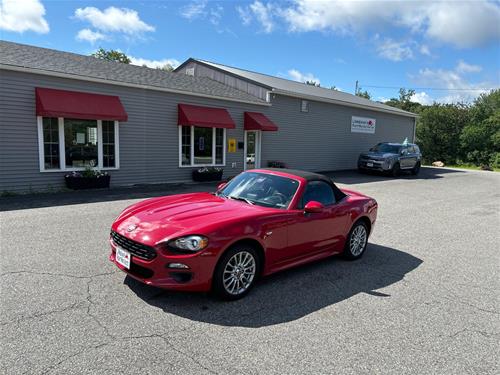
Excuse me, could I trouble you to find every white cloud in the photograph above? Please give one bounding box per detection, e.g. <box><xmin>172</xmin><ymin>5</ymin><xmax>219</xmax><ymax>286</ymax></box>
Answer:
<box><xmin>209</xmin><ymin>4</ymin><xmax>223</xmax><ymax>26</ymax></box>
<box><xmin>456</xmin><ymin>60</ymin><xmax>482</xmax><ymax>74</ymax></box>
<box><xmin>278</xmin><ymin>0</ymin><xmax>500</xmax><ymax>48</ymax></box>
<box><xmin>411</xmin><ymin>60</ymin><xmax>492</xmax><ymax>103</ymax></box>
<box><xmin>76</xmin><ymin>28</ymin><xmax>106</xmax><ymax>43</ymax></box>
<box><xmin>376</xmin><ymin>38</ymin><xmax>414</xmax><ymax>61</ymax></box>
<box><xmin>425</xmin><ymin>1</ymin><xmax>500</xmax><ymax>48</ymax></box>
<box><xmin>412</xmin><ymin>91</ymin><xmax>433</xmax><ymax>105</ymax></box>
<box><xmin>237</xmin><ymin>1</ymin><xmax>275</xmax><ymax>33</ymax></box>
<box><xmin>180</xmin><ymin>0</ymin><xmax>207</xmax><ymax>20</ymax></box>
<box><xmin>0</xmin><ymin>0</ymin><xmax>49</xmax><ymax>33</ymax></box>
<box><xmin>250</xmin><ymin>1</ymin><xmax>275</xmax><ymax>33</ymax></box>
<box><xmin>287</xmin><ymin>69</ymin><xmax>320</xmax><ymax>84</ymax></box>
<box><xmin>237</xmin><ymin>6</ymin><xmax>252</xmax><ymax>25</ymax></box>
<box><xmin>419</xmin><ymin>44</ymin><xmax>431</xmax><ymax>56</ymax></box>
<box><xmin>74</xmin><ymin>6</ymin><xmax>154</xmax><ymax>34</ymax></box>
<box><xmin>129</xmin><ymin>56</ymin><xmax>180</xmax><ymax>69</ymax></box>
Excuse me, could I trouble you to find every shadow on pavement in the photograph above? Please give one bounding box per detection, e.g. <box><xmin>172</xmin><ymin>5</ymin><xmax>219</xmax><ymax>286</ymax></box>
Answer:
<box><xmin>0</xmin><ymin>167</ymin><xmax>464</xmax><ymax>211</ymax></box>
<box><xmin>325</xmin><ymin>166</ymin><xmax>464</xmax><ymax>185</ymax></box>
<box><xmin>0</xmin><ymin>182</ymin><xmax>219</xmax><ymax>212</ymax></box>
<box><xmin>126</xmin><ymin>244</ymin><xmax>422</xmax><ymax>328</ymax></box>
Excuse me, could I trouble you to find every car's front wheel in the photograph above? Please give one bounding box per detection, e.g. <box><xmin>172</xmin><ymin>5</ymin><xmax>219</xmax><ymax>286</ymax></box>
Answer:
<box><xmin>343</xmin><ymin>221</ymin><xmax>369</xmax><ymax>260</ymax></box>
<box><xmin>212</xmin><ymin>244</ymin><xmax>260</xmax><ymax>300</ymax></box>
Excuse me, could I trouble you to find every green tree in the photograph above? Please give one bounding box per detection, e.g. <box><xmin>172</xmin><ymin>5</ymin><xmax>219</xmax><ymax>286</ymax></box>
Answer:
<box><xmin>460</xmin><ymin>90</ymin><xmax>500</xmax><ymax>166</ymax></box>
<box><xmin>355</xmin><ymin>84</ymin><xmax>371</xmax><ymax>99</ymax></box>
<box><xmin>355</xmin><ymin>89</ymin><xmax>371</xmax><ymax>100</ymax></box>
<box><xmin>158</xmin><ymin>64</ymin><xmax>174</xmax><ymax>72</ymax></box>
<box><xmin>384</xmin><ymin>88</ymin><xmax>422</xmax><ymax>113</ymax></box>
<box><xmin>416</xmin><ymin>103</ymin><xmax>470</xmax><ymax>164</ymax></box>
<box><xmin>91</xmin><ymin>48</ymin><xmax>131</xmax><ymax>64</ymax></box>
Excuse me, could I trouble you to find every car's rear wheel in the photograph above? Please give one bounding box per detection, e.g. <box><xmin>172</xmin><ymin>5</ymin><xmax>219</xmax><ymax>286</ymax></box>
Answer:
<box><xmin>391</xmin><ymin>162</ymin><xmax>401</xmax><ymax>177</ymax></box>
<box><xmin>343</xmin><ymin>221</ymin><xmax>369</xmax><ymax>260</ymax></box>
<box><xmin>212</xmin><ymin>244</ymin><xmax>260</xmax><ymax>300</ymax></box>
<box><xmin>411</xmin><ymin>162</ymin><xmax>421</xmax><ymax>175</ymax></box>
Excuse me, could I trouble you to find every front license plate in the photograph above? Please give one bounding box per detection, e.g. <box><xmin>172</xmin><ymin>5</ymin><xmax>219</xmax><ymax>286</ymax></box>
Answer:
<box><xmin>116</xmin><ymin>247</ymin><xmax>131</xmax><ymax>269</ymax></box>
<box><xmin>367</xmin><ymin>162</ymin><xmax>374</xmax><ymax>167</ymax></box>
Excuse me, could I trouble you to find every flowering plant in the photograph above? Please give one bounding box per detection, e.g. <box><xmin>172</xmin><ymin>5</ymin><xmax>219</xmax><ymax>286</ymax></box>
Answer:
<box><xmin>65</xmin><ymin>166</ymin><xmax>108</xmax><ymax>178</ymax></box>
<box><xmin>197</xmin><ymin>167</ymin><xmax>223</xmax><ymax>173</ymax></box>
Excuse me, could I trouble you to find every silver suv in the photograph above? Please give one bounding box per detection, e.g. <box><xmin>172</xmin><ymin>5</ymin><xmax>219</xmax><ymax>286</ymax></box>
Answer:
<box><xmin>358</xmin><ymin>142</ymin><xmax>422</xmax><ymax>176</ymax></box>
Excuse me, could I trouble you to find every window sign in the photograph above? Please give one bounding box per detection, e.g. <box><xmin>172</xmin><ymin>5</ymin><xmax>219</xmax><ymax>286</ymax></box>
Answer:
<box><xmin>351</xmin><ymin>116</ymin><xmax>376</xmax><ymax>134</ymax></box>
<box><xmin>228</xmin><ymin>138</ymin><xmax>236</xmax><ymax>153</ymax></box>
<box><xmin>199</xmin><ymin>136</ymin><xmax>205</xmax><ymax>151</ymax></box>
<box><xmin>76</xmin><ymin>133</ymin><xmax>85</xmax><ymax>144</ymax></box>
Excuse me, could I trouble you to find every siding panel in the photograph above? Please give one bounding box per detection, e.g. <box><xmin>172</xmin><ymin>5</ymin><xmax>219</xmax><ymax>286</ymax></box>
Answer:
<box><xmin>1</xmin><ymin>70</ymin><xmax>414</xmax><ymax>193</ymax></box>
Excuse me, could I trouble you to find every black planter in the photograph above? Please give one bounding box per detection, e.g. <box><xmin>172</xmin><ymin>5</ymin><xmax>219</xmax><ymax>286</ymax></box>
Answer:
<box><xmin>192</xmin><ymin>170</ymin><xmax>223</xmax><ymax>182</ymax></box>
<box><xmin>65</xmin><ymin>175</ymin><xmax>111</xmax><ymax>190</ymax></box>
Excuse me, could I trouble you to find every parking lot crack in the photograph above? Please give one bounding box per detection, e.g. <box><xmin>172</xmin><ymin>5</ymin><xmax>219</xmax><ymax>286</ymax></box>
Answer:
<box><xmin>39</xmin><ymin>342</ymin><xmax>110</xmax><ymax>375</ymax></box>
<box><xmin>0</xmin><ymin>301</ymin><xmax>85</xmax><ymax>326</ymax></box>
<box><xmin>0</xmin><ymin>270</ymin><xmax>117</xmax><ymax>279</ymax></box>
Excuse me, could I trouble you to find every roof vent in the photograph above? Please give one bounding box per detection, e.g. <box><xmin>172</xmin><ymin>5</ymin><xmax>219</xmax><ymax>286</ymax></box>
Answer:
<box><xmin>185</xmin><ymin>67</ymin><xmax>195</xmax><ymax>76</ymax></box>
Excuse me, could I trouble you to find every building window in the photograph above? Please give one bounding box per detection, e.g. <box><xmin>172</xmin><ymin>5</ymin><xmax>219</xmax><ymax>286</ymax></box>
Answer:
<box><xmin>64</xmin><ymin>119</ymin><xmax>98</xmax><ymax>168</ymax></box>
<box><xmin>37</xmin><ymin>117</ymin><xmax>119</xmax><ymax>172</ymax></box>
<box><xmin>102</xmin><ymin>120</ymin><xmax>116</xmax><ymax>168</ymax></box>
<box><xmin>179</xmin><ymin>126</ymin><xmax>225</xmax><ymax>167</ymax></box>
<box><xmin>42</xmin><ymin>117</ymin><xmax>60</xmax><ymax>170</ymax></box>
<box><xmin>181</xmin><ymin>126</ymin><xmax>191</xmax><ymax>166</ymax></box>
<box><xmin>301</xmin><ymin>100</ymin><xmax>309</xmax><ymax>113</ymax></box>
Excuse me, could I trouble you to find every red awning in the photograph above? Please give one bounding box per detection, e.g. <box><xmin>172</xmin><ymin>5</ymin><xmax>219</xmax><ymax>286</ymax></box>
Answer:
<box><xmin>35</xmin><ymin>87</ymin><xmax>128</xmax><ymax>121</ymax></box>
<box><xmin>244</xmin><ymin>112</ymin><xmax>278</xmax><ymax>131</ymax></box>
<box><xmin>178</xmin><ymin>103</ymin><xmax>235</xmax><ymax>129</ymax></box>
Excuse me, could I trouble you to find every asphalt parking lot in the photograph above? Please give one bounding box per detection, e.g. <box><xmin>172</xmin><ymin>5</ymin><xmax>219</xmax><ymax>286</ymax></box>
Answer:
<box><xmin>1</xmin><ymin>167</ymin><xmax>499</xmax><ymax>374</ymax></box>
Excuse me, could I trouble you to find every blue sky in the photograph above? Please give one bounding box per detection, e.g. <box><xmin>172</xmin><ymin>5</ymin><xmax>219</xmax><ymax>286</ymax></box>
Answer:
<box><xmin>1</xmin><ymin>0</ymin><xmax>499</xmax><ymax>104</ymax></box>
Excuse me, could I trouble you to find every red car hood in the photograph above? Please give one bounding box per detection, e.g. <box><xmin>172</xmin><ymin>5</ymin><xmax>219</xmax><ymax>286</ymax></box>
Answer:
<box><xmin>113</xmin><ymin>193</ymin><xmax>267</xmax><ymax>246</ymax></box>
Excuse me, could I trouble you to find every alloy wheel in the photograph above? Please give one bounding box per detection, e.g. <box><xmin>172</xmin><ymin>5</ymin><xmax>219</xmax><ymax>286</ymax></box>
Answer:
<box><xmin>350</xmin><ymin>225</ymin><xmax>367</xmax><ymax>256</ymax></box>
<box><xmin>222</xmin><ymin>251</ymin><xmax>256</xmax><ymax>295</ymax></box>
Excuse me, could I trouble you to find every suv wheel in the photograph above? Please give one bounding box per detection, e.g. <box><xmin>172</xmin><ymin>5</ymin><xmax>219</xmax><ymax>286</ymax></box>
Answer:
<box><xmin>391</xmin><ymin>162</ymin><xmax>401</xmax><ymax>177</ymax></box>
<box><xmin>411</xmin><ymin>162</ymin><xmax>421</xmax><ymax>175</ymax></box>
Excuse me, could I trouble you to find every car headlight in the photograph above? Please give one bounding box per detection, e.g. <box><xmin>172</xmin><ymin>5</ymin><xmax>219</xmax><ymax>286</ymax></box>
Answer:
<box><xmin>168</xmin><ymin>235</ymin><xmax>209</xmax><ymax>252</ymax></box>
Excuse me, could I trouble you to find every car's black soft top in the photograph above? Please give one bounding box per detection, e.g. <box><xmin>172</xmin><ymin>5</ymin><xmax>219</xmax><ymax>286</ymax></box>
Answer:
<box><xmin>261</xmin><ymin>168</ymin><xmax>347</xmax><ymax>201</ymax></box>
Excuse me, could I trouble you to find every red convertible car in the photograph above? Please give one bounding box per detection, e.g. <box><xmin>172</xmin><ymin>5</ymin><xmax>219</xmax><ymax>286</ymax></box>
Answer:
<box><xmin>109</xmin><ymin>169</ymin><xmax>378</xmax><ymax>300</ymax></box>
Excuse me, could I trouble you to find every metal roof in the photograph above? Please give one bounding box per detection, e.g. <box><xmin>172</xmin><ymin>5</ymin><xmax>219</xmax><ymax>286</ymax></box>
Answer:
<box><xmin>179</xmin><ymin>58</ymin><xmax>417</xmax><ymax>118</ymax></box>
<box><xmin>0</xmin><ymin>41</ymin><xmax>267</xmax><ymax>105</ymax></box>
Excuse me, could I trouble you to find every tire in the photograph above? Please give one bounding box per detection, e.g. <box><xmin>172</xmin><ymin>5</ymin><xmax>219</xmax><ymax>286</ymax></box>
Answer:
<box><xmin>391</xmin><ymin>162</ymin><xmax>401</xmax><ymax>177</ymax></box>
<box><xmin>212</xmin><ymin>244</ymin><xmax>260</xmax><ymax>300</ymax></box>
<box><xmin>358</xmin><ymin>167</ymin><xmax>365</xmax><ymax>174</ymax></box>
<box><xmin>343</xmin><ymin>221</ymin><xmax>369</xmax><ymax>260</ymax></box>
<box><xmin>411</xmin><ymin>162</ymin><xmax>421</xmax><ymax>175</ymax></box>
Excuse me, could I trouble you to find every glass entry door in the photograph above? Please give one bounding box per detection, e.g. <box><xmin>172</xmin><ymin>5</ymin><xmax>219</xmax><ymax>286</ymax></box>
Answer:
<box><xmin>244</xmin><ymin>131</ymin><xmax>260</xmax><ymax>170</ymax></box>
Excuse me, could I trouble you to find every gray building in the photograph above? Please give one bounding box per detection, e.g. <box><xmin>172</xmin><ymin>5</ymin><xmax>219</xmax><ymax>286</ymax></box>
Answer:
<box><xmin>0</xmin><ymin>41</ymin><xmax>416</xmax><ymax>193</ymax></box>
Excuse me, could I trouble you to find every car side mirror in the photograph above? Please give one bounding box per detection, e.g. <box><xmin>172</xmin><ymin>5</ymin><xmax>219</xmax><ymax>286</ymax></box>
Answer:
<box><xmin>304</xmin><ymin>201</ymin><xmax>324</xmax><ymax>214</ymax></box>
<box><xmin>216</xmin><ymin>182</ymin><xmax>227</xmax><ymax>191</ymax></box>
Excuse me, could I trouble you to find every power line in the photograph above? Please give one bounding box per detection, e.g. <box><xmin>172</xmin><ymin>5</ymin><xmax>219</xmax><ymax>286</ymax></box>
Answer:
<box><xmin>360</xmin><ymin>84</ymin><xmax>497</xmax><ymax>91</ymax></box>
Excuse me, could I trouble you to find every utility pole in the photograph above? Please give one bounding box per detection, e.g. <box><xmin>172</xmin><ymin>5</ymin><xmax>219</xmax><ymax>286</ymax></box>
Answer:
<box><xmin>355</xmin><ymin>80</ymin><xmax>359</xmax><ymax>95</ymax></box>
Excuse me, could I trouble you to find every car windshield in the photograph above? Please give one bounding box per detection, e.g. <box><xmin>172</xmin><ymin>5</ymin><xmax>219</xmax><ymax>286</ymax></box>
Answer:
<box><xmin>371</xmin><ymin>143</ymin><xmax>401</xmax><ymax>153</ymax></box>
<box><xmin>218</xmin><ymin>172</ymin><xmax>299</xmax><ymax>209</ymax></box>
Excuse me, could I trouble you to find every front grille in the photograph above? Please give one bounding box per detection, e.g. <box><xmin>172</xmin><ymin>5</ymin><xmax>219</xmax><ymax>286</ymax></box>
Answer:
<box><xmin>110</xmin><ymin>230</ymin><xmax>157</xmax><ymax>260</ymax></box>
